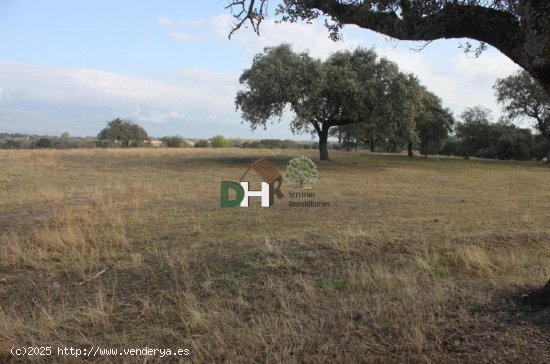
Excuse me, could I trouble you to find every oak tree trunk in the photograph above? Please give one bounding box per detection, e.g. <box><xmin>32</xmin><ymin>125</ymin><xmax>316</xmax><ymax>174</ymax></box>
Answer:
<box><xmin>524</xmin><ymin>279</ymin><xmax>550</xmax><ymax>307</ymax></box>
<box><xmin>541</xmin><ymin>280</ymin><xmax>550</xmax><ymax>306</ymax></box>
<box><xmin>319</xmin><ymin>126</ymin><xmax>330</xmax><ymax>161</ymax></box>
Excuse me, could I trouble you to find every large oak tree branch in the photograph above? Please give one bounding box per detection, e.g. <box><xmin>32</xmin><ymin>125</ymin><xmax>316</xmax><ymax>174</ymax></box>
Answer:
<box><xmin>307</xmin><ymin>1</ymin><xmax>522</xmax><ymax>61</ymax></box>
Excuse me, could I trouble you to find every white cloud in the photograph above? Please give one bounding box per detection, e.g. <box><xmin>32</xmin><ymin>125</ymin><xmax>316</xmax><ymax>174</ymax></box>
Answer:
<box><xmin>179</xmin><ymin>19</ymin><xmax>206</xmax><ymax>27</ymax></box>
<box><xmin>130</xmin><ymin>105</ymin><xmax>186</xmax><ymax>123</ymax></box>
<box><xmin>170</xmin><ymin>31</ymin><xmax>194</xmax><ymax>42</ymax></box>
<box><xmin>157</xmin><ymin>17</ymin><xmax>175</xmax><ymax>27</ymax></box>
<box><xmin>373</xmin><ymin>46</ymin><xmax>521</xmax><ymax>117</ymax></box>
<box><xmin>0</xmin><ymin>61</ymin><xmax>241</xmax><ymax>135</ymax></box>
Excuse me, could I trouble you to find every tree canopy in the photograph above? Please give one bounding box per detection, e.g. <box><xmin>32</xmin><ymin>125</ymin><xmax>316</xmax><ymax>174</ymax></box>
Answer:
<box><xmin>226</xmin><ymin>1</ymin><xmax>550</xmax><ymax>95</ymax></box>
<box><xmin>494</xmin><ymin>70</ymin><xmax>550</xmax><ymax>161</ymax></box>
<box><xmin>97</xmin><ymin>118</ymin><xmax>149</xmax><ymax>148</ymax></box>
<box><xmin>236</xmin><ymin>44</ymin><xmax>422</xmax><ymax>160</ymax></box>
<box><xmin>415</xmin><ymin>89</ymin><xmax>454</xmax><ymax>156</ymax></box>
<box><xmin>331</xmin><ymin>86</ymin><xmax>453</xmax><ymax>156</ymax></box>
<box><xmin>455</xmin><ymin>106</ymin><xmax>494</xmax><ymax>159</ymax></box>
<box><xmin>211</xmin><ymin>135</ymin><xmax>233</xmax><ymax>148</ymax></box>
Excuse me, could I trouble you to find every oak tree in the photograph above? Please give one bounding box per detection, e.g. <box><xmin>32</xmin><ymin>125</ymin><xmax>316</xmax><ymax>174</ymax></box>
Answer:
<box><xmin>236</xmin><ymin>44</ymin><xmax>417</xmax><ymax>160</ymax></box>
<box><xmin>97</xmin><ymin>118</ymin><xmax>149</xmax><ymax>148</ymax></box>
<box><xmin>415</xmin><ymin>89</ymin><xmax>454</xmax><ymax>157</ymax></box>
<box><xmin>494</xmin><ymin>70</ymin><xmax>550</xmax><ymax>162</ymax></box>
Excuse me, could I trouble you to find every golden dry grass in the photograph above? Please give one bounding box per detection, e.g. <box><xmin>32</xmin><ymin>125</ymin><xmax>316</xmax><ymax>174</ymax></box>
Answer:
<box><xmin>0</xmin><ymin>148</ymin><xmax>549</xmax><ymax>363</ymax></box>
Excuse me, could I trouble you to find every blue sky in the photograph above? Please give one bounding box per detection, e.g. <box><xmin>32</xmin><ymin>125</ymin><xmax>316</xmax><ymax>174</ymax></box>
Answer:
<box><xmin>0</xmin><ymin>1</ymin><xmax>521</xmax><ymax>139</ymax></box>
<box><xmin>0</xmin><ymin>1</ymin><xmax>235</xmax><ymax>75</ymax></box>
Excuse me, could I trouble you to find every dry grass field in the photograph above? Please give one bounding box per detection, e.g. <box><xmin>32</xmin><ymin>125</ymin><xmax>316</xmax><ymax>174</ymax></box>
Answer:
<box><xmin>1</xmin><ymin>148</ymin><xmax>549</xmax><ymax>363</ymax></box>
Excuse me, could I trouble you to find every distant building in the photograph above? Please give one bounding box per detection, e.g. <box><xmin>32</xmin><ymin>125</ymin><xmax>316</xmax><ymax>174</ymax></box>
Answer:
<box><xmin>148</xmin><ymin>139</ymin><xmax>163</xmax><ymax>147</ymax></box>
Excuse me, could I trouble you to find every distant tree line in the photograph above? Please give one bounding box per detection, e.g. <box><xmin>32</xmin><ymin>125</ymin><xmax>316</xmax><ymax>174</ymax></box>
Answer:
<box><xmin>0</xmin><ymin>132</ymin><xmax>97</xmax><ymax>150</ymax></box>
<box><xmin>191</xmin><ymin>137</ymin><xmax>336</xmax><ymax>150</ymax></box>
<box><xmin>1</xmin><ymin>125</ymin><xmax>547</xmax><ymax>162</ymax></box>
<box><xmin>442</xmin><ymin>106</ymin><xmax>548</xmax><ymax>161</ymax></box>
<box><xmin>155</xmin><ymin>135</ymin><xmax>337</xmax><ymax>150</ymax></box>
<box><xmin>0</xmin><ymin>129</ymin><xmax>329</xmax><ymax>151</ymax></box>
<box><xmin>331</xmin><ymin>105</ymin><xmax>548</xmax><ymax>162</ymax></box>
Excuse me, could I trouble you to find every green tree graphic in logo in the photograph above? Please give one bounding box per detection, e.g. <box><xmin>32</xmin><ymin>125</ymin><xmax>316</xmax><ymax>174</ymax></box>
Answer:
<box><xmin>286</xmin><ymin>156</ymin><xmax>318</xmax><ymax>189</ymax></box>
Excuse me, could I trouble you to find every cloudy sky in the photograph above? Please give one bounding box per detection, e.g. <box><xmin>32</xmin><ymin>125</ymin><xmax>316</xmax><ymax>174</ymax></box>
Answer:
<box><xmin>0</xmin><ymin>0</ymin><xmax>521</xmax><ymax>139</ymax></box>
